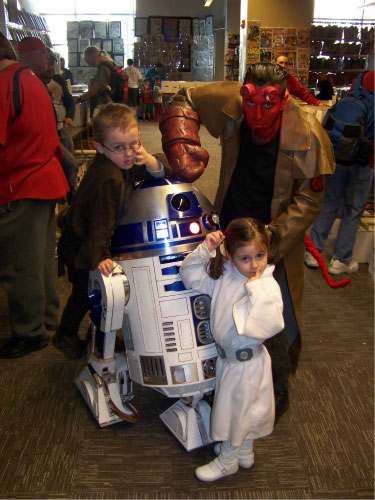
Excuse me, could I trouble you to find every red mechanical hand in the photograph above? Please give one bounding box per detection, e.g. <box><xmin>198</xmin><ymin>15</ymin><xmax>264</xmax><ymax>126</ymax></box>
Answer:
<box><xmin>159</xmin><ymin>106</ymin><xmax>209</xmax><ymax>181</ymax></box>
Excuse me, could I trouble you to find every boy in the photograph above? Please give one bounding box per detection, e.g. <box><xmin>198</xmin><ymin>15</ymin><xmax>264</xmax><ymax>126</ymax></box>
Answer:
<box><xmin>54</xmin><ymin>103</ymin><xmax>168</xmax><ymax>358</ymax></box>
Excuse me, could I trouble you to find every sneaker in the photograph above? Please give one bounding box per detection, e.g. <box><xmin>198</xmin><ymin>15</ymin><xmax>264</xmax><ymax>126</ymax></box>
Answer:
<box><xmin>52</xmin><ymin>334</ymin><xmax>86</xmax><ymax>360</ymax></box>
<box><xmin>328</xmin><ymin>258</ymin><xmax>359</xmax><ymax>275</ymax></box>
<box><xmin>304</xmin><ymin>251</ymin><xmax>319</xmax><ymax>268</ymax></box>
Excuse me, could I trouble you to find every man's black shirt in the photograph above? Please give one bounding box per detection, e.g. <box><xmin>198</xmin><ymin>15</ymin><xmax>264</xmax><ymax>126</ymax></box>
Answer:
<box><xmin>220</xmin><ymin>121</ymin><xmax>279</xmax><ymax>228</ymax></box>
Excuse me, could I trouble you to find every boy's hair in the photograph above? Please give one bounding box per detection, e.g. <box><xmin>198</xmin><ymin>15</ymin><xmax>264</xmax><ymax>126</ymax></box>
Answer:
<box><xmin>127</xmin><ymin>58</ymin><xmax>133</xmax><ymax>65</ymax></box>
<box><xmin>244</xmin><ymin>62</ymin><xmax>287</xmax><ymax>94</ymax></box>
<box><xmin>208</xmin><ymin>217</ymin><xmax>280</xmax><ymax>280</ymax></box>
<box><xmin>92</xmin><ymin>103</ymin><xmax>138</xmax><ymax>143</ymax></box>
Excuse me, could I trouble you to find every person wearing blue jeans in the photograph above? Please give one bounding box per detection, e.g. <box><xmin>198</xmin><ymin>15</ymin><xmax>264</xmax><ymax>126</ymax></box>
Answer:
<box><xmin>305</xmin><ymin>70</ymin><xmax>374</xmax><ymax>275</ymax></box>
<box><xmin>307</xmin><ymin>162</ymin><xmax>374</xmax><ymax>274</ymax></box>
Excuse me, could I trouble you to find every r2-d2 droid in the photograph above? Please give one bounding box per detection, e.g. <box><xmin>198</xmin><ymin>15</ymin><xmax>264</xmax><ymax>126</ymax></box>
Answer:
<box><xmin>76</xmin><ymin>177</ymin><xmax>220</xmax><ymax>450</ymax></box>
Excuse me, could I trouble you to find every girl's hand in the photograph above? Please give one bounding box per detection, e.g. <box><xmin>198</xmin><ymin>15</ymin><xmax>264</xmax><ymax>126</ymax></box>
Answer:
<box><xmin>205</xmin><ymin>231</ymin><xmax>225</xmax><ymax>253</ymax></box>
<box><xmin>98</xmin><ymin>258</ymin><xmax>115</xmax><ymax>277</ymax></box>
<box><xmin>246</xmin><ymin>269</ymin><xmax>261</xmax><ymax>284</ymax></box>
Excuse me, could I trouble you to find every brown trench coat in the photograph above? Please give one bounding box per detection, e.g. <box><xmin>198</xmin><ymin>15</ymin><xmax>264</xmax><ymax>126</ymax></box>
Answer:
<box><xmin>177</xmin><ymin>81</ymin><xmax>335</xmax><ymax>330</ymax></box>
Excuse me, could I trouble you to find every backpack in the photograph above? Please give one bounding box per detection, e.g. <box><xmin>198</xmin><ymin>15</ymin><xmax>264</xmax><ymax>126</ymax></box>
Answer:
<box><xmin>322</xmin><ymin>72</ymin><xmax>374</xmax><ymax>166</ymax></box>
<box><xmin>12</xmin><ymin>65</ymin><xmax>29</xmax><ymax>118</ymax></box>
<box><xmin>98</xmin><ymin>61</ymin><xmax>127</xmax><ymax>103</ymax></box>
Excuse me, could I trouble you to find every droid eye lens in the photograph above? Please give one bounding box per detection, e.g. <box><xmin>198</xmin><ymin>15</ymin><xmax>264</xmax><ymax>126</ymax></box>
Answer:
<box><xmin>171</xmin><ymin>194</ymin><xmax>191</xmax><ymax>212</ymax></box>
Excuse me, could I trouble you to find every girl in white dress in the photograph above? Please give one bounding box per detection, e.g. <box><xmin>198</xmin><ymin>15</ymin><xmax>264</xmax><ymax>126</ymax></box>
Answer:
<box><xmin>179</xmin><ymin>218</ymin><xmax>284</xmax><ymax>482</ymax></box>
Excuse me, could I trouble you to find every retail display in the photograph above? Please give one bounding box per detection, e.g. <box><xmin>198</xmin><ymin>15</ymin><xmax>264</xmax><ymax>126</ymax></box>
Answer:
<box><xmin>246</xmin><ymin>21</ymin><xmax>311</xmax><ymax>86</ymax></box>
<box><xmin>133</xmin><ymin>15</ymin><xmax>214</xmax><ymax>82</ymax></box>
<box><xmin>224</xmin><ymin>33</ymin><xmax>239</xmax><ymax>81</ymax></box>
<box><xmin>309</xmin><ymin>22</ymin><xmax>373</xmax><ymax>87</ymax></box>
<box><xmin>3</xmin><ymin>3</ymin><xmax>51</xmax><ymax>50</ymax></box>
<box><xmin>66</xmin><ymin>20</ymin><xmax>124</xmax><ymax>84</ymax></box>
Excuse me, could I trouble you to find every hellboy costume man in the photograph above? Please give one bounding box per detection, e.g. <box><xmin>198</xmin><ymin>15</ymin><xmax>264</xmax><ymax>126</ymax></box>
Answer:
<box><xmin>159</xmin><ymin>63</ymin><xmax>335</xmax><ymax>419</ymax></box>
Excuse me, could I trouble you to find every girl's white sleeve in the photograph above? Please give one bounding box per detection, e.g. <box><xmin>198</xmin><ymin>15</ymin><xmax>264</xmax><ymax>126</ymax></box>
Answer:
<box><xmin>232</xmin><ymin>277</ymin><xmax>284</xmax><ymax>341</ymax></box>
<box><xmin>179</xmin><ymin>242</ymin><xmax>216</xmax><ymax>296</ymax></box>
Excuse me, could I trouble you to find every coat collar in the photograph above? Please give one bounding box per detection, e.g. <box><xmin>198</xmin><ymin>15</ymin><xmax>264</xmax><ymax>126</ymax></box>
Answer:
<box><xmin>221</xmin><ymin>91</ymin><xmax>311</xmax><ymax>151</ymax></box>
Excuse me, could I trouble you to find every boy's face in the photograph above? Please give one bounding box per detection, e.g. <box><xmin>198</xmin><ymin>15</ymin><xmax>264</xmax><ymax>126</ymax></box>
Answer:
<box><xmin>93</xmin><ymin>125</ymin><xmax>140</xmax><ymax>170</ymax></box>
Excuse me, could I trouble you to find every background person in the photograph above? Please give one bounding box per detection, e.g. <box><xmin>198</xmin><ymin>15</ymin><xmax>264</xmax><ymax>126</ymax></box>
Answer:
<box><xmin>144</xmin><ymin>62</ymin><xmax>166</xmax><ymax>89</ymax></box>
<box><xmin>124</xmin><ymin>58</ymin><xmax>142</xmax><ymax>117</ymax></box>
<box><xmin>38</xmin><ymin>48</ymin><xmax>76</xmax><ymax>152</ymax></box>
<box><xmin>276</xmin><ymin>54</ymin><xmax>325</xmax><ymax>106</ymax></box>
<box><xmin>18</xmin><ymin>38</ymin><xmax>78</xmax><ymax>198</ymax></box>
<box><xmin>306</xmin><ymin>71</ymin><xmax>374</xmax><ymax>275</ymax></box>
<box><xmin>59</xmin><ymin>57</ymin><xmax>73</xmax><ymax>85</ymax></box>
<box><xmin>141</xmin><ymin>77</ymin><xmax>153</xmax><ymax>122</ymax></box>
<box><xmin>78</xmin><ymin>46</ymin><xmax>115</xmax><ymax>117</ymax></box>
<box><xmin>0</xmin><ymin>33</ymin><xmax>69</xmax><ymax>358</ymax></box>
<box><xmin>316</xmin><ymin>79</ymin><xmax>335</xmax><ymax>101</ymax></box>
<box><xmin>153</xmin><ymin>76</ymin><xmax>164</xmax><ymax>122</ymax></box>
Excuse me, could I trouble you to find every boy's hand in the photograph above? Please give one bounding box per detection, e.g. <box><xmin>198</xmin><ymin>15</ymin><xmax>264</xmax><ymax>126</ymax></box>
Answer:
<box><xmin>133</xmin><ymin>143</ymin><xmax>160</xmax><ymax>171</ymax></box>
<box><xmin>98</xmin><ymin>258</ymin><xmax>115</xmax><ymax>277</ymax></box>
<box><xmin>205</xmin><ymin>231</ymin><xmax>225</xmax><ymax>253</ymax></box>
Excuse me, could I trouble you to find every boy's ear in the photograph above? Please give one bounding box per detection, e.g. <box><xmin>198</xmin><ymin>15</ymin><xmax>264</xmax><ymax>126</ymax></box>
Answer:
<box><xmin>92</xmin><ymin>140</ymin><xmax>104</xmax><ymax>154</ymax></box>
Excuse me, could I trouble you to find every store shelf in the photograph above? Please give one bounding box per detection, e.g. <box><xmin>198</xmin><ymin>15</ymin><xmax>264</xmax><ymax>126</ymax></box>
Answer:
<box><xmin>309</xmin><ymin>20</ymin><xmax>374</xmax><ymax>86</ymax></box>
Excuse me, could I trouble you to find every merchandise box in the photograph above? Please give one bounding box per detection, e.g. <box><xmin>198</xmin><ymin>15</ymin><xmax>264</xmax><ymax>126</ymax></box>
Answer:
<box><xmin>79</xmin><ymin>38</ymin><xmax>91</xmax><ymax>52</ymax></box>
<box><xmin>67</xmin><ymin>38</ymin><xmax>78</xmax><ymax>52</ymax></box>
<box><xmin>67</xmin><ymin>21</ymin><xmax>79</xmax><ymax>38</ymax></box>
<box><xmin>90</xmin><ymin>38</ymin><xmax>102</xmax><ymax>50</ymax></box>
<box><xmin>80</xmin><ymin>21</ymin><xmax>93</xmax><ymax>39</ymax></box>
<box><xmin>112</xmin><ymin>38</ymin><xmax>124</xmax><ymax>54</ymax></box>
<box><xmin>94</xmin><ymin>21</ymin><xmax>107</xmax><ymax>39</ymax></box>
<box><xmin>109</xmin><ymin>21</ymin><xmax>121</xmax><ymax>38</ymax></box>
<box><xmin>161</xmin><ymin>82</ymin><xmax>180</xmax><ymax>93</ymax></box>
<box><xmin>178</xmin><ymin>81</ymin><xmax>195</xmax><ymax>89</ymax></box>
<box><xmin>102</xmin><ymin>39</ymin><xmax>113</xmax><ymax>53</ymax></box>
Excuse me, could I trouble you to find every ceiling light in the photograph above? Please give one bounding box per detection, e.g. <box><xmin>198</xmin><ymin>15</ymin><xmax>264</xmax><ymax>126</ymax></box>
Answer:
<box><xmin>204</xmin><ymin>0</ymin><xmax>214</xmax><ymax>6</ymax></box>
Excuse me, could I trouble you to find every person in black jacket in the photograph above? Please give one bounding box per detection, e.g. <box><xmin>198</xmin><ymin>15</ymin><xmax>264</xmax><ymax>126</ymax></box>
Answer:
<box><xmin>59</xmin><ymin>57</ymin><xmax>74</xmax><ymax>85</ymax></box>
<box><xmin>37</xmin><ymin>47</ymin><xmax>77</xmax><ymax>197</ymax></box>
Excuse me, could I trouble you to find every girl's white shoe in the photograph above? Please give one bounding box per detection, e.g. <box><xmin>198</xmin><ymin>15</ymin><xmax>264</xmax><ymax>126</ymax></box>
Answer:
<box><xmin>195</xmin><ymin>457</ymin><xmax>239</xmax><ymax>482</ymax></box>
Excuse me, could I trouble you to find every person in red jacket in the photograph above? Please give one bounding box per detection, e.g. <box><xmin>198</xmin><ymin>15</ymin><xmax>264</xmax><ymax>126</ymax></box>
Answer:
<box><xmin>276</xmin><ymin>55</ymin><xmax>325</xmax><ymax>107</ymax></box>
<box><xmin>0</xmin><ymin>34</ymin><xmax>69</xmax><ymax>358</ymax></box>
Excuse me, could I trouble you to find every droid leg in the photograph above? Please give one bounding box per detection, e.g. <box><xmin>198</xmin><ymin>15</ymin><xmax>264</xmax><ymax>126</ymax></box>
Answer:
<box><xmin>160</xmin><ymin>393</ymin><xmax>213</xmax><ymax>451</ymax></box>
<box><xmin>75</xmin><ymin>268</ymin><xmax>139</xmax><ymax>427</ymax></box>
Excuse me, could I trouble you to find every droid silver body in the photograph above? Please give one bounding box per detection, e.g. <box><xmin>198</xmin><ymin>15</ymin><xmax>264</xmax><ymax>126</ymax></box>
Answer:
<box><xmin>76</xmin><ymin>178</ymin><xmax>219</xmax><ymax>450</ymax></box>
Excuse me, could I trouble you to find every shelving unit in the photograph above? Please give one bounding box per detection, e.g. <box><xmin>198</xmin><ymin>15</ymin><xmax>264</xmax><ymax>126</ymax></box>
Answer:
<box><xmin>309</xmin><ymin>20</ymin><xmax>374</xmax><ymax>87</ymax></box>
<box><xmin>224</xmin><ymin>33</ymin><xmax>239</xmax><ymax>81</ymax></box>
<box><xmin>2</xmin><ymin>1</ymin><xmax>51</xmax><ymax>52</ymax></box>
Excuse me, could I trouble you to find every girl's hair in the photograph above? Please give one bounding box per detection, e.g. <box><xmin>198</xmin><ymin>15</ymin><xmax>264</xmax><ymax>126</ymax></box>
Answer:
<box><xmin>208</xmin><ymin>217</ymin><xmax>280</xmax><ymax>280</ymax></box>
<box><xmin>92</xmin><ymin>103</ymin><xmax>138</xmax><ymax>144</ymax></box>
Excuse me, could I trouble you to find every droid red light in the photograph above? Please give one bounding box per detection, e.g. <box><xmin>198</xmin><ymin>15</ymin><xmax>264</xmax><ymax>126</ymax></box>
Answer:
<box><xmin>188</xmin><ymin>222</ymin><xmax>200</xmax><ymax>235</ymax></box>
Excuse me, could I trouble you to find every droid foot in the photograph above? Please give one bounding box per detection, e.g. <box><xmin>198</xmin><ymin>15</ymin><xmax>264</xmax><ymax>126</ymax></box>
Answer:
<box><xmin>53</xmin><ymin>334</ymin><xmax>86</xmax><ymax>360</ymax></box>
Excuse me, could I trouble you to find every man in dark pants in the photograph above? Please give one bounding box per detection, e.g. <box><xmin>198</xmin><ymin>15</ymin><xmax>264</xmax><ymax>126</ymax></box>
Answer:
<box><xmin>160</xmin><ymin>63</ymin><xmax>335</xmax><ymax>420</ymax></box>
<box><xmin>0</xmin><ymin>34</ymin><xmax>69</xmax><ymax>358</ymax></box>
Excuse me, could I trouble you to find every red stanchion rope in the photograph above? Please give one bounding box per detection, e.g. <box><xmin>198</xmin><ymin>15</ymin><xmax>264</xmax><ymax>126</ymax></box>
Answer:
<box><xmin>305</xmin><ymin>234</ymin><xmax>352</xmax><ymax>289</ymax></box>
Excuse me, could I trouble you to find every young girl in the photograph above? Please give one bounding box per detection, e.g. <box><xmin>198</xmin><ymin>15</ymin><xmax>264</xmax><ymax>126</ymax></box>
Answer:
<box><xmin>141</xmin><ymin>78</ymin><xmax>152</xmax><ymax>122</ymax></box>
<box><xmin>54</xmin><ymin>103</ymin><xmax>167</xmax><ymax>359</ymax></box>
<box><xmin>179</xmin><ymin>218</ymin><xmax>284</xmax><ymax>482</ymax></box>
